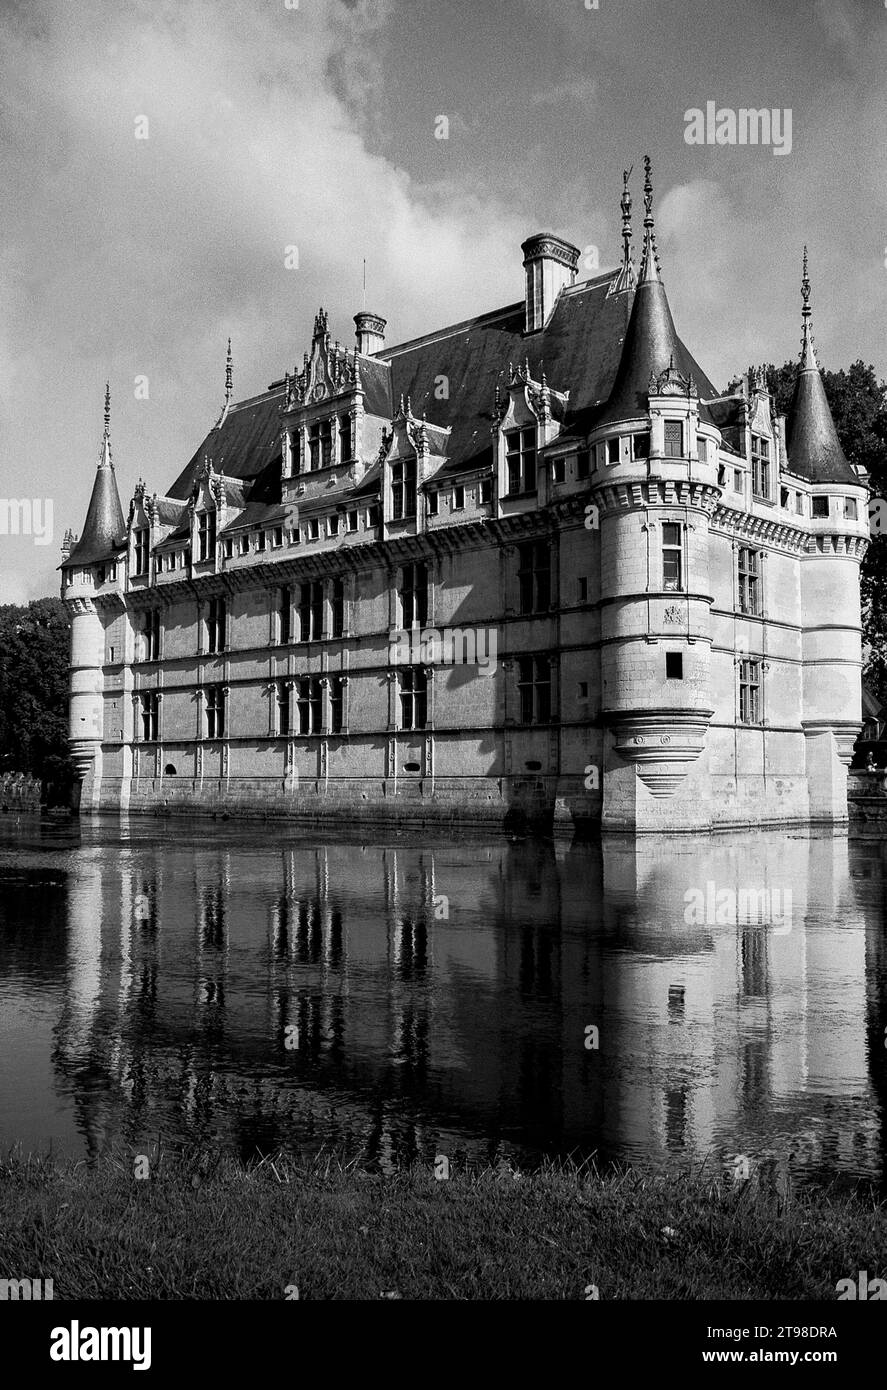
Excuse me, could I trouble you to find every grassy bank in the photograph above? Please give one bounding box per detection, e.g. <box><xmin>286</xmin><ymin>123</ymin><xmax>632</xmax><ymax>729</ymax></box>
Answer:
<box><xmin>1</xmin><ymin>1147</ymin><xmax>885</xmax><ymax>1300</ymax></box>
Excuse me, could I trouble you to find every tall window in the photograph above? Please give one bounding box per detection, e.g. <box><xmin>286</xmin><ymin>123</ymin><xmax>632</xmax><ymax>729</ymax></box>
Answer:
<box><xmin>276</xmin><ymin>681</ymin><xmax>290</xmax><ymax>737</ymax></box>
<box><xmin>664</xmin><ymin>421</ymin><xmax>683</xmax><ymax>459</ymax></box>
<box><xmin>518</xmin><ymin>540</ymin><xmax>551</xmax><ymax>614</ymax></box>
<box><xmin>427</xmin><ymin>489</ymin><xmax>439</xmax><ymax>517</ymax></box>
<box><xmin>399</xmin><ymin>668</ymin><xmax>427</xmax><ymax>730</ymax></box>
<box><xmin>144</xmin><ymin>609</ymin><xmax>161</xmax><ymax>661</ymax></box>
<box><xmin>207</xmin><ymin>597</ymin><xmax>226</xmax><ymax>653</ymax></box>
<box><xmin>517</xmin><ymin>656</ymin><xmax>552</xmax><ymax>724</ymax></box>
<box><xmin>505</xmin><ymin>426</ymin><xmax>537</xmax><ymax>495</ymax></box>
<box><xmin>205</xmin><ymin>685</ymin><xmax>226</xmax><ymax>739</ymax></box>
<box><xmin>738</xmin><ymin>548</ymin><xmax>760</xmax><ymax>615</ymax></box>
<box><xmin>632</xmin><ymin>433</ymin><xmax>650</xmax><ymax>460</ymax></box>
<box><xmin>309</xmin><ymin>420</ymin><xmax>332</xmax><ymax>470</ymax></box>
<box><xmin>662</xmin><ymin>523</ymin><xmax>683</xmax><ymax>592</ymax></box>
<box><xmin>338</xmin><ymin>413</ymin><xmax>351</xmax><ymax>463</ymax></box>
<box><xmin>577</xmin><ymin>449</ymin><xmax>590</xmax><ymax>479</ymax></box>
<box><xmin>139</xmin><ymin>691</ymin><xmax>159</xmax><ymax>741</ymax></box>
<box><xmin>812</xmin><ymin>496</ymin><xmax>829</xmax><ymax>518</ymax></box>
<box><xmin>392</xmin><ymin>458</ymin><xmax>417</xmax><ymax>520</ymax></box>
<box><xmin>277</xmin><ymin>586</ymin><xmax>291</xmax><ymax>645</ymax></box>
<box><xmin>297</xmin><ymin>677</ymin><xmax>323</xmax><ymax>734</ymax></box>
<box><xmin>751</xmin><ymin>434</ymin><xmax>771</xmax><ymax>500</ymax></box>
<box><xmin>299</xmin><ymin>581</ymin><xmax>323</xmax><ymax>641</ymax></box>
<box><xmin>331</xmin><ymin>577</ymin><xmax>344</xmax><ymax>638</ymax></box>
<box><xmin>198</xmin><ymin>510</ymin><xmax>216</xmax><ymax>562</ymax></box>
<box><xmin>739</xmin><ymin>659</ymin><xmax>761</xmax><ymax>725</ymax></box>
<box><xmin>290</xmin><ymin>430</ymin><xmax>302</xmax><ymax>476</ymax></box>
<box><xmin>134</xmin><ymin>528</ymin><xmax>150</xmax><ymax>575</ymax></box>
<box><xmin>400</xmin><ymin>562</ymin><xmax>428</xmax><ymax>627</ymax></box>
<box><xmin>329</xmin><ymin>676</ymin><xmax>345</xmax><ymax>734</ymax></box>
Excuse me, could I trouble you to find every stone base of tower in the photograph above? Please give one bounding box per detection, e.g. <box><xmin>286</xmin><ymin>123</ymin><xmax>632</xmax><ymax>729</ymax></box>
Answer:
<box><xmin>803</xmin><ymin>722</ymin><xmax>858</xmax><ymax>825</ymax></box>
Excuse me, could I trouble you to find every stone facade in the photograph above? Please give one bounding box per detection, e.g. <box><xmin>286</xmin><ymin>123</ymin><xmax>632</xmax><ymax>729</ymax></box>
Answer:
<box><xmin>61</xmin><ymin>163</ymin><xmax>869</xmax><ymax>834</ymax></box>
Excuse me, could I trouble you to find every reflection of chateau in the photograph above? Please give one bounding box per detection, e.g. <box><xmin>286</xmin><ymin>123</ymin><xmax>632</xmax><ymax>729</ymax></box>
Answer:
<box><xmin>49</xmin><ymin>829</ymin><xmax>883</xmax><ymax>1178</ymax></box>
<box><xmin>60</xmin><ymin>159</ymin><xmax>868</xmax><ymax>833</ymax></box>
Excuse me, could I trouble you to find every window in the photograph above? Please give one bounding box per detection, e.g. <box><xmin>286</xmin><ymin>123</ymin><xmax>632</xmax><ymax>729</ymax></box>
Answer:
<box><xmin>392</xmin><ymin>458</ymin><xmax>417</xmax><ymax>520</ymax></box>
<box><xmin>309</xmin><ymin>518</ymin><xmax>319</xmax><ymax>540</ymax></box>
<box><xmin>338</xmin><ymin>413</ymin><xmax>351</xmax><ymax>462</ymax></box>
<box><xmin>299</xmin><ymin>581</ymin><xmax>323</xmax><ymax>641</ymax></box>
<box><xmin>309</xmin><ymin>419</ymin><xmax>333</xmax><ymax>470</ymax></box>
<box><xmin>223</xmin><ymin>538</ymin><xmax>233</xmax><ymax>559</ymax></box>
<box><xmin>812</xmin><ymin>496</ymin><xmax>829</xmax><ymax>518</ymax></box>
<box><xmin>400</xmin><ymin>562</ymin><xmax>428</xmax><ymax>627</ymax></box>
<box><xmin>795</xmin><ymin>493</ymin><xmax>804</xmax><ymax>515</ymax></box>
<box><xmin>329</xmin><ymin>676</ymin><xmax>345</xmax><ymax>734</ymax></box>
<box><xmin>578</xmin><ymin>681</ymin><xmax>588</xmax><ymax>700</ymax></box>
<box><xmin>606</xmin><ymin>437</ymin><xmax>620</xmax><ymax>465</ymax></box>
<box><xmin>139</xmin><ymin>691</ymin><xmax>159</xmax><ymax>741</ymax></box>
<box><xmin>632</xmin><ymin>433</ymin><xmax>650</xmax><ymax>460</ymax></box>
<box><xmin>696</xmin><ymin>436</ymin><xmax>707</xmax><ymax>463</ymax></box>
<box><xmin>453</xmin><ymin>485</ymin><xmax>465</xmax><ymax>510</ymax></box>
<box><xmin>552</xmin><ymin>457</ymin><xmax>565</xmax><ymax>484</ymax></box>
<box><xmin>517</xmin><ymin>656</ymin><xmax>552</xmax><ymax>724</ymax></box>
<box><xmin>205</xmin><ymin>684</ymin><xmax>226</xmax><ymax>739</ymax></box>
<box><xmin>206</xmin><ymin>597</ymin><xmax>226</xmax><ymax>653</ymax></box>
<box><xmin>256</xmin><ymin>531</ymin><xmax>266</xmax><ymax>552</ymax></box>
<box><xmin>134</xmin><ymin>528</ymin><xmax>150</xmax><ymax>575</ymax></box>
<box><xmin>331</xmin><ymin>577</ymin><xmax>344</xmax><ymax>638</ymax></box>
<box><xmin>368</xmin><ymin>505</ymin><xmax>381</xmax><ymax>528</ymax></box>
<box><xmin>717</xmin><ymin>464</ymin><xmax>726</xmax><ymax>486</ymax></box>
<box><xmin>751</xmin><ymin>434</ymin><xmax>771</xmax><ymax>499</ymax></box>
<box><xmin>480</xmin><ymin>478</ymin><xmax>492</xmax><ymax>505</ymax></box>
<box><xmin>665</xmin><ymin>652</ymin><xmax>683</xmax><ymax>679</ymax></box>
<box><xmin>781</xmin><ymin>487</ymin><xmax>790</xmax><ymax>508</ymax></box>
<box><xmin>664</xmin><ymin>421</ymin><xmax>683</xmax><ymax>459</ymax></box>
<box><xmin>738</xmin><ymin>548</ymin><xmax>760</xmax><ymax>616</ymax></box>
<box><xmin>734</xmin><ymin>469</ymin><xmax>743</xmax><ymax>492</ymax></box>
<box><xmin>197</xmin><ymin>510</ymin><xmax>216</xmax><ymax>562</ymax></box>
<box><xmin>183</xmin><ymin>548</ymin><xmax>192</xmax><ymax>567</ymax></box>
<box><xmin>518</xmin><ymin>540</ymin><xmax>551</xmax><ymax>614</ymax></box>
<box><xmin>328</xmin><ymin>515</ymin><xmax>340</xmax><ymax>538</ymax></box>
<box><xmin>399</xmin><ymin>667</ymin><xmax>427</xmax><ymax>730</ymax></box>
<box><xmin>347</xmin><ymin>510</ymin><xmax>359</xmax><ymax>532</ymax></box>
<box><xmin>577</xmin><ymin>449</ymin><xmax>590</xmax><ymax>479</ymax></box>
<box><xmin>239</xmin><ymin>535</ymin><xmax>249</xmax><ymax>555</ymax></box>
<box><xmin>144</xmin><ymin>609</ymin><xmax>161</xmax><ymax>661</ymax></box>
<box><xmin>276</xmin><ymin>681</ymin><xmax>290</xmax><ymax>737</ymax></box>
<box><xmin>845</xmin><ymin>497</ymin><xmax>858</xmax><ymax>520</ymax></box>
<box><xmin>297</xmin><ymin>676</ymin><xmax>323</xmax><ymax>734</ymax></box>
<box><xmin>277</xmin><ymin>586</ymin><xmax>291</xmax><ymax>645</ymax></box>
<box><xmin>290</xmin><ymin>431</ymin><xmax>301</xmax><ymax>476</ymax></box>
<box><xmin>427</xmin><ymin>489</ymin><xmax>438</xmax><ymax>517</ymax></box>
<box><xmin>578</xmin><ymin>577</ymin><xmax>588</xmax><ymax>602</ymax></box>
<box><xmin>661</xmin><ymin>523</ymin><xmax>683</xmax><ymax>591</ymax></box>
<box><xmin>739</xmin><ymin>659</ymin><xmax>761</xmax><ymax>725</ymax></box>
<box><xmin>272</xmin><ymin>527</ymin><xmax>283</xmax><ymax>548</ymax></box>
<box><xmin>505</xmin><ymin>426</ymin><xmax>537</xmax><ymax>494</ymax></box>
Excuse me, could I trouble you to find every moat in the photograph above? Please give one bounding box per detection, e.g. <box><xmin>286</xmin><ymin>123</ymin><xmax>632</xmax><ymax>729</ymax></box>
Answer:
<box><xmin>1</xmin><ymin>816</ymin><xmax>886</xmax><ymax>1187</ymax></box>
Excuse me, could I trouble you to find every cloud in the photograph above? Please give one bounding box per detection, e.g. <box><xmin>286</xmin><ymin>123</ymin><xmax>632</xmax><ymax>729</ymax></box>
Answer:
<box><xmin>530</xmin><ymin>76</ymin><xmax>598</xmax><ymax>107</ymax></box>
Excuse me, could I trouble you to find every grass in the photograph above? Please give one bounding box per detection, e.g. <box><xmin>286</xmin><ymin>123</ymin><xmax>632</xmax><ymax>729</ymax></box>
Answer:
<box><xmin>1</xmin><ymin>1145</ymin><xmax>885</xmax><ymax>1300</ymax></box>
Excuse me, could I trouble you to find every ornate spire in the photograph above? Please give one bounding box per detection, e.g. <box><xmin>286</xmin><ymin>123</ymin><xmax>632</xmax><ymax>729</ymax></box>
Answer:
<box><xmin>97</xmin><ymin>381</ymin><xmax>113</xmax><ymax>469</ymax></box>
<box><xmin>612</xmin><ymin>165</ymin><xmax>636</xmax><ymax>293</ymax></box>
<box><xmin>637</xmin><ymin>154</ymin><xmax>661</xmax><ymax>285</ymax></box>
<box><xmin>800</xmin><ymin>244</ymin><xmax>818</xmax><ymax>370</ymax></box>
<box><xmin>214</xmin><ymin>338</ymin><xmax>234</xmax><ymax>429</ymax></box>
<box><xmin>64</xmin><ymin>384</ymin><xmax>126</xmax><ymax>568</ymax></box>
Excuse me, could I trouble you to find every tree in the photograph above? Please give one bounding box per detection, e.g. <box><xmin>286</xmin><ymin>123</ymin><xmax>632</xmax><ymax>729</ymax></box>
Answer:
<box><xmin>0</xmin><ymin>597</ymin><xmax>73</xmax><ymax>802</ymax></box>
<box><xmin>745</xmin><ymin>360</ymin><xmax>887</xmax><ymax>706</ymax></box>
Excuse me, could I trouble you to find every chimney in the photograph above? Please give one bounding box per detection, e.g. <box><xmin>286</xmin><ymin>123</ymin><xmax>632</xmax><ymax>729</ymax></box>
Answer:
<box><xmin>521</xmin><ymin>233</ymin><xmax>580</xmax><ymax>334</ymax></box>
<box><xmin>354</xmin><ymin>311</ymin><xmax>387</xmax><ymax>356</ymax></box>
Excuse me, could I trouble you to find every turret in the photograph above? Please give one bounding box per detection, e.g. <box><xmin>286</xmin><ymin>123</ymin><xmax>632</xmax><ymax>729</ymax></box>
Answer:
<box><xmin>789</xmin><ymin>249</ymin><xmax>869</xmax><ymax>818</ymax></box>
<box><xmin>60</xmin><ymin>385</ymin><xmax>126</xmax><ymax>795</ymax></box>
<box><xmin>590</xmin><ymin>157</ymin><xmax>721</xmax><ymax>829</ymax></box>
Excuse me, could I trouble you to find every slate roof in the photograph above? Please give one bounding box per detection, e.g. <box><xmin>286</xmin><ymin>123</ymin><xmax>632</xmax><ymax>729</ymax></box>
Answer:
<box><xmin>786</xmin><ymin>360</ymin><xmax>859</xmax><ymax>486</ymax></box>
<box><xmin>65</xmin><ymin>448</ymin><xmax>127</xmax><ymax>567</ymax></box>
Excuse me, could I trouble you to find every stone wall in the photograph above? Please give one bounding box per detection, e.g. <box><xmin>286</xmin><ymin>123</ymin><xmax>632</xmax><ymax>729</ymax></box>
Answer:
<box><xmin>0</xmin><ymin>773</ymin><xmax>41</xmax><ymax>811</ymax></box>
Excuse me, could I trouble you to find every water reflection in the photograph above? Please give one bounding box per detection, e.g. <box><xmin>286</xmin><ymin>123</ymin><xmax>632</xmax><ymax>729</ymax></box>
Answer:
<box><xmin>0</xmin><ymin>819</ymin><xmax>886</xmax><ymax>1185</ymax></box>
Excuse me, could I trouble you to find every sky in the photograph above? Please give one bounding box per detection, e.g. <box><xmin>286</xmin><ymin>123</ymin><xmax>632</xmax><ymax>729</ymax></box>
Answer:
<box><xmin>1</xmin><ymin>0</ymin><xmax>885</xmax><ymax>604</ymax></box>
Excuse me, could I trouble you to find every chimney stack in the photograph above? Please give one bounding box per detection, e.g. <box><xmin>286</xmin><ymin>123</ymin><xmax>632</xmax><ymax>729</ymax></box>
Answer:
<box><xmin>354</xmin><ymin>311</ymin><xmax>387</xmax><ymax>356</ymax></box>
<box><xmin>521</xmin><ymin>233</ymin><xmax>580</xmax><ymax>334</ymax></box>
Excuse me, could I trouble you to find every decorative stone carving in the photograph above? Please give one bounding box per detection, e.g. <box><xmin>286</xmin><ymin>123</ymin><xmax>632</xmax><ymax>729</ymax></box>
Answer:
<box><xmin>607</xmin><ymin>710</ymin><xmax>713</xmax><ymax>797</ymax></box>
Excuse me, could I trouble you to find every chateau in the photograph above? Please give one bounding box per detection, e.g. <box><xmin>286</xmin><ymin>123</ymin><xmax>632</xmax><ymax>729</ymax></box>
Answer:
<box><xmin>60</xmin><ymin>159</ymin><xmax>869</xmax><ymax>834</ymax></box>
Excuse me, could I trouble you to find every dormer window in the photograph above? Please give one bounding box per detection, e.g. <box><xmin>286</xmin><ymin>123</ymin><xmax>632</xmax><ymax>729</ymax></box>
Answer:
<box><xmin>606</xmin><ymin>437</ymin><xmax>620</xmax><ymax>465</ymax></box>
<box><xmin>328</xmin><ymin>515</ymin><xmax>340</xmax><ymax>538</ymax></box>
<box><xmin>480</xmin><ymin>478</ymin><xmax>492</xmax><ymax>504</ymax></box>
<box><xmin>290</xmin><ymin>431</ymin><xmax>302</xmax><ymax>476</ymax></box>
<box><xmin>751</xmin><ymin>434</ymin><xmax>771</xmax><ymax>500</ymax></box>
<box><xmin>256</xmin><ymin>531</ymin><xmax>266</xmax><ymax>552</ymax></box>
<box><xmin>427</xmin><ymin>489</ymin><xmax>439</xmax><ymax>517</ymax></box>
<box><xmin>392</xmin><ymin>458</ymin><xmax>417</xmax><ymax>520</ymax></box>
<box><xmin>631</xmin><ymin>433</ymin><xmax>650</xmax><ymax>461</ymax></box>
<box><xmin>239</xmin><ymin>535</ymin><xmax>249</xmax><ymax>555</ymax></box>
<box><xmin>552</xmin><ymin>458</ymin><xmax>565</xmax><ymax>484</ymax></box>
<box><xmin>812</xmin><ymin>496</ymin><xmax>829</xmax><ymax>518</ymax></box>
<box><xmin>505</xmin><ymin>426</ymin><xmax>537</xmax><ymax>495</ymax></box>
<box><xmin>309</xmin><ymin>518</ymin><xmax>319</xmax><ymax>540</ymax></box>
<box><xmin>338</xmin><ymin>413</ymin><xmax>351</xmax><ymax>463</ymax></box>
<box><xmin>664</xmin><ymin>421</ymin><xmax>683</xmax><ymax>459</ymax></box>
<box><xmin>198</xmin><ymin>511</ymin><xmax>216</xmax><ymax>562</ymax></box>
<box><xmin>134</xmin><ymin>527</ymin><xmax>150</xmax><ymax>575</ymax></box>
<box><xmin>309</xmin><ymin>419</ymin><xmax>333</xmax><ymax>470</ymax></box>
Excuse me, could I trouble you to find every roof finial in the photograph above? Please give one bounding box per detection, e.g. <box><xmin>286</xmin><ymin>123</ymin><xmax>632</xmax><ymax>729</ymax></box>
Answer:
<box><xmin>103</xmin><ymin>381</ymin><xmax>111</xmax><ymax>440</ymax></box>
<box><xmin>638</xmin><ymin>155</ymin><xmax>661</xmax><ymax>285</ymax></box>
<box><xmin>214</xmin><ymin>338</ymin><xmax>234</xmax><ymax>429</ymax></box>
<box><xmin>97</xmin><ymin>381</ymin><xmax>113</xmax><ymax>469</ymax></box>
<box><xmin>800</xmin><ymin>244</ymin><xmax>818</xmax><ymax>369</ymax></box>
<box><xmin>612</xmin><ymin>165</ymin><xmax>636</xmax><ymax>294</ymax></box>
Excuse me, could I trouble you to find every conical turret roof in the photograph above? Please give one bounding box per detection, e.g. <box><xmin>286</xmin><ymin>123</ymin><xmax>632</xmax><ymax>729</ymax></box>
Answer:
<box><xmin>65</xmin><ymin>384</ymin><xmax>126</xmax><ymax>567</ymax></box>
<box><xmin>785</xmin><ymin>249</ymin><xmax>858</xmax><ymax>486</ymax></box>
<box><xmin>595</xmin><ymin>157</ymin><xmax>716</xmax><ymax>429</ymax></box>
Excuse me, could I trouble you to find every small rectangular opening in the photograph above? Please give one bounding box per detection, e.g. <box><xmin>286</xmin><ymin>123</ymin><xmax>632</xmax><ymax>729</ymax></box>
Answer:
<box><xmin>665</xmin><ymin>652</ymin><xmax>683</xmax><ymax>680</ymax></box>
